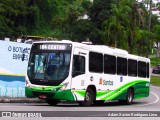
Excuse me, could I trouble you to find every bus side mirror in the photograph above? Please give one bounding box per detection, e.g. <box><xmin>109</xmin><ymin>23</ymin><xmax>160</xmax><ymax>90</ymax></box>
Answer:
<box><xmin>22</xmin><ymin>54</ymin><xmax>25</xmax><ymax>61</ymax></box>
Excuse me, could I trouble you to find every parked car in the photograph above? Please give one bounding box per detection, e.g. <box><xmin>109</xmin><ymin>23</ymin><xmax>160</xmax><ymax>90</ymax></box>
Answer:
<box><xmin>152</xmin><ymin>64</ymin><xmax>160</xmax><ymax>74</ymax></box>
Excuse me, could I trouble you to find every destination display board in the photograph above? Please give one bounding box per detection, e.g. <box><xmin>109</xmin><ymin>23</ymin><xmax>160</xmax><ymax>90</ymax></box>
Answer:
<box><xmin>32</xmin><ymin>43</ymin><xmax>72</xmax><ymax>51</ymax></box>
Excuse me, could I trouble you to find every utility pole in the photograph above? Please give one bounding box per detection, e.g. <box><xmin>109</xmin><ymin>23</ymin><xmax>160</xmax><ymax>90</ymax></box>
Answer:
<box><xmin>147</xmin><ymin>0</ymin><xmax>152</xmax><ymax>58</ymax></box>
<box><xmin>148</xmin><ymin>0</ymin><xmax>152</xmax><ymax>32</ymax></box>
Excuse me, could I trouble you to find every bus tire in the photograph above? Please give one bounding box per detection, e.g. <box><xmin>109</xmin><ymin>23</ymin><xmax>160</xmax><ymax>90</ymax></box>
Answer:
<box><xmin>125</xmin><ymin>89</ymin><xmax>134</xmax><ymax>105</ymax></box>
<box><xmin>46</xmin><ymin>99</ymin><xmax>59</xmax><ymax>106</ymax></box>
<box><xmin>79</xmin><ymin>88</ymin><xmax>94</xmax><ymax>106</ymax></box>
<box><xmin>119</xmin><ymin>89</ymin><xmax>134</xmax><ymax>105</ymax></box>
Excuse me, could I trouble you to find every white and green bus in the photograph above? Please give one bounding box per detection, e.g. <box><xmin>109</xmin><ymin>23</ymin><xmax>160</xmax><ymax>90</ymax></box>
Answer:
<box><xmin>25</xmin><ymin>40</ymin><xmax>150</xmax><ymax>106</ymax></box>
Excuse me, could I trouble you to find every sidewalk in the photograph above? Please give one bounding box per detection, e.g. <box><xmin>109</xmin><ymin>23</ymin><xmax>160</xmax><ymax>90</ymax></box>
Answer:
<box><xmin>0</xmin><ymin>97</ymin><xmax>45</xmax><ymax>103</ymax></box>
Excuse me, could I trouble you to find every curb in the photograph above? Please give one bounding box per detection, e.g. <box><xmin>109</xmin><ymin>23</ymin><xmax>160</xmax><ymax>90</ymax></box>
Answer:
<box><xmin>0</xmin><ymin>98</ymin><xmax>45</xmax><ymax>103</ymax></box>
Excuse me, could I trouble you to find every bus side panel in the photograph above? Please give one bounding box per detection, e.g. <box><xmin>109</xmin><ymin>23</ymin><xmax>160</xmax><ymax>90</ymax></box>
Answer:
<box><xmin>70</xmin><ymin>47</ymin><xmax>88</xmax><ymax>101</ymax></box>
<box><xmin>95</xmin><ymin>74</ymin><xmax>118</xmax><ymax>100</ymax></box>
<box><xmin>95</xmin><ymin>75</ymin><xmax>129</xmax><ymax>101</ymax></box>
<box><xmin>133</xmin><ymin>81</ymin><xmax>150</xmax><ymax>99</ymax></box>
<box><xmin>95</xmin><ymin>79</ymin><xmax>150</xmax><ymax>101</ymax></box>
<box><xmin>71</xmin><ymin>74</ymin><xmax>88</xmax><ymax>101</ymax></box>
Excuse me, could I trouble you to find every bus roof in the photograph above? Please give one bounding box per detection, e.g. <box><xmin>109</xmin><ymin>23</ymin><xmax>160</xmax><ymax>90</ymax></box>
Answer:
<box><xmin>32</xmin><ymin>40</ymin><xmax>150</xmax><ymax>62</ymax></box>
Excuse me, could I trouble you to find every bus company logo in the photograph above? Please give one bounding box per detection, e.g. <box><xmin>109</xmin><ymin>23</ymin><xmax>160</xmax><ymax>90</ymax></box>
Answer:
<box><xmin>99</xmin><ymin>78</ymin><xmax>103</xmax><ymax>85</ymax></box>
<box><xmin>99</xmin><ymin>79</ymin><xmax>113</xmax><ymax>86</ymax></box>
<box><xmin>103</xmin><ymin>80</ymin><xmax>113</xmax><ymax>86</ymax></box>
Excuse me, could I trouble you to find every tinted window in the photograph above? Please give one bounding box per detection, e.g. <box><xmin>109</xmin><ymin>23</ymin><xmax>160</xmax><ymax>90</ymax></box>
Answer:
<box><xmin>89</xmin><ymin>52</ymin><xmax>103</xmax><ymax>73</ymax></box>
<box><xmin>128</xmin><ymin>59</ymin><xmax>137</xmax><ymax>77</ymax></box>
<box><xmin>138</xmin><ymin>61</ymin><xmax>146</xmax><ymax>77</ymax></box>
<box><xmin>28</xmin><ymin>52</ymin><xmax>71</xmax><ymax>80</ymax></box>
<box><xmin>147</xmin><ymin>63</ymin><xmax>149</xmax><ymax>78</ymax></box>
<box><xmin>72</xmin><ymin>55</ymin><xmax>85</xmax><ymax>73</ymax></box>
<box><xmin>104</xmin><ymin>55</ymin><xmax>116</xmax><ymax>74</ymax></box>
<box><xmin>117</xmin><ymin>57</ymin><xmax>127</xmax><ymax>75</ymax></box>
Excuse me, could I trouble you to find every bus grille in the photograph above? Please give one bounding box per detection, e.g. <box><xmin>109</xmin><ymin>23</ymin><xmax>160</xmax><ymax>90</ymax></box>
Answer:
<box><xmin>32</xmin><ymin>91</ymin><xmax>54</xmax><ymax>98</ymax></box>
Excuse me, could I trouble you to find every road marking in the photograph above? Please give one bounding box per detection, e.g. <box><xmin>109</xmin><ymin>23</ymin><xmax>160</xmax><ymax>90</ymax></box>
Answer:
<box><xmin>133</xmin><ymin>92</ymin><xmax>159</xmax><ymax>107</ymax></box>
<box><xmin>151</xmin><ymin>85</ymin><xmax>160</xmax><ymax>89</ymax></box>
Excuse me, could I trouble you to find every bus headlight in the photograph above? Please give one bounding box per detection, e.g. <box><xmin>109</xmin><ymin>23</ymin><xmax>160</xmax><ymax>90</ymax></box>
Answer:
<box><xmin>59</xmin><ymin>82</ymin><xmax>69</xmax><ymax>91</ymax></box>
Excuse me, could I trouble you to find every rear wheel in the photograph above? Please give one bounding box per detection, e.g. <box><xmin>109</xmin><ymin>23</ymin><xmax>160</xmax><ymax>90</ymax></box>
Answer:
<box><xmin>119</xmin><ymin>89</ymin><xmax>134</xmax><ymax>105</ymax></box>
<box><xmin>125</xmin><ymin>89</ymin><xmax>134</xmax><ymax>105</ymax></box>
<box><xmin>79</xmin><ymin>88</ymin><xmax>94</xmax><ymax>106</ymax></box>
<box><xmin>46</xmin><ymin>99</ymin><xmax>59</xmax><ymax>106</ymax></box>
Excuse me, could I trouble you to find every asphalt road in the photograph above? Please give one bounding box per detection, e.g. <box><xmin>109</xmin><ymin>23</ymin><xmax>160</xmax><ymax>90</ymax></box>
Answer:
<box><xmin>0</xmin><ymin>85</ymin><xmax>160</xmax><ymax>119</ymax></box>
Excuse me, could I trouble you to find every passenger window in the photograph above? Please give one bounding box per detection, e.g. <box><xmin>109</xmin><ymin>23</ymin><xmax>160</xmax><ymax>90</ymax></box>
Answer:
<box><xmin>128</xmin><ymin>59</ymin><xmax>137</xmax><ymax>77</ymax></box>
<box><xmin>147</xmin><ymin>63</ymin><xmax>149</xmax><ymax>78</ymax></box>
<box><xmin>104</xmin><ymin>54</ymin><xmax>116</xmax><ymax>74</ymax></box>
<box><xmin>89</xmin><ymin>52</ymin><xmax>103</xmax><ymax>73</ymax></box>
<box><xmin>117</xmin><ymin>57</ymin><xmax>127</xmax><ymax>76</ymax></box>
<box><xmin>138</xmin><ymin>61</ymin><xmax>146</xmax><ymax>78</ymax></box>
<box><xmin>72</xmin><ymin>55</ymin><xmax>85</xmax><ymax>77</ymax></box>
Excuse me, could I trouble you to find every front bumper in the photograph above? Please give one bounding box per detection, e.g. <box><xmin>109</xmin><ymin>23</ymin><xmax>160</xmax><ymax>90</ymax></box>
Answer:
<box><xmin>25</xmin><ymin>87</ymin><xmax>75</xmax><ymax>101</ymax></box>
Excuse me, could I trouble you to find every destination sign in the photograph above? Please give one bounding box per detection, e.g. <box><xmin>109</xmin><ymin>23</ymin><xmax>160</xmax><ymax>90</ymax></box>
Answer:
<box><xmin>38</xmin><ymin>44</ymin><xmax>71</xmax><ymax>50</ymax></box>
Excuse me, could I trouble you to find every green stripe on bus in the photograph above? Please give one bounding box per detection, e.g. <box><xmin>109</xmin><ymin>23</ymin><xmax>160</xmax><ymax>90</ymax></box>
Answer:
<box><xmin>97</xmin><ymin>80</ymin><xmax>149</xmax><ymax>100</ymax></box>
<box><xmin>67</xmin><ymin>80</ymin><xmax>149</xmax><ymax>101</ymax></box>
<box><xmin>73</xmin><ymin>90</ymin><xmax>86</xmax><ymax>97</ymax></box>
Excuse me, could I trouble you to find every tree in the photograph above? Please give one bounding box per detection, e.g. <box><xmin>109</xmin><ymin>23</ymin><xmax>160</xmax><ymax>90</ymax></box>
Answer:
<box><xmin>136</xmin><ymin>29</ymin><xmax>153</xmax><ymax>56</ymax></box>
<box><xmin>72</xmin><ymin>19</ymin><xmax>94</xmax><ymax>41</ymax></box>
<box><xmin>102</xmin><ymin>2</ymin><xmax>131</xmax><ymax>49</ymax></box>
<box><xmin>153</xmin><ymin>25</ymin><xmax>160</xmax><ymax>49</ymax></box>
<box><xmin>51</xmin><ymin>0</ymin><xmax>91</xmax><ymax>40</ymax></box>
<box><xmin>89</xmin><ymin>0</ymin><xmax>113</xmax><ymax>29</ymax></box>
<box><xmin>0</xmin><ymin>0</ymin><xmax>36</xmax><ymax>39</ymax></box>
<box><xmin>101</xmin><ymin>0</ymin><xmax>154</xmax><ymax>55</ymax></box>
<box><xmin>87</xmin><ymin>0</ymin><xmax>114</xmax><ymax>44</ymax></box>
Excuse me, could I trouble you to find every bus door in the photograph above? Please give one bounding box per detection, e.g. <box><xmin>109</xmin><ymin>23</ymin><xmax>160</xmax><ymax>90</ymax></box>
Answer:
<box><xmin>71</xmin><ymin>47</ymin><xmax>87</xmax><ymax>100</ymax></box>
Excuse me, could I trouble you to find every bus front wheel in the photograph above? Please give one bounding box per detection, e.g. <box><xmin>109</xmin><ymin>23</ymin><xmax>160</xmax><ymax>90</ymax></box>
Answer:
<box><xmin>79</xmin><ymin>88</ymin><xmax>94</xmax><ymax>106</ymax></box>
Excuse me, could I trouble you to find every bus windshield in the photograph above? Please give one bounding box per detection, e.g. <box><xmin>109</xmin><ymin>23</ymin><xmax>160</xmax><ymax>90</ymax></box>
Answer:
<box><xmin>27</xmin><ymin>43</ymin><xmax>72</xmax><ymax>85</ymax></box>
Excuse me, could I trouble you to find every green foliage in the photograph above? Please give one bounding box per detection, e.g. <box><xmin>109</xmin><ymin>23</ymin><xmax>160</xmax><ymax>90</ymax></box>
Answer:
<box><xmin>100</xmin><ymin>0</ymin><xmax>160</xmax><ymax>55</ymax></box>
<box><xmin>89</xmin><ymin>0</ymin><xmax>113</xmax><ymax>29</ymax></box>
<box><xmin>151</xmin><ymin>76</ymin><xmax>160</xmax><ymax>86</ymax></box>
<box><xmin>50</xmin><ymin>0</ymin><xmax>91</xmax><ymax>40</ymax></box>
<box><xmin>153</xmin><ymin>25</ymin><xmax>160</xmax><ymax>40</ymax></box>
<box><xmin>0</xmin><ymin>0</ymin><xmax>36</xmax><ymax>39</ymax></box>
<box><xmin>101</xmin><ymin>2</ymin><xmax>131</xmax><ymax>49</ymax></box>
<box><xmin>72</xmin><ymin>19</ymin><xmax>94</xmax><ymax>41</ymax></box>
<box><xmin>150</xmin><ymin>57</ymin><xmax>160</xmax><ymax>66</ymax></box>
<box><xmin>0</xmin><ymin>0</ymin><xmax>160</xmax><ymax>57</ymax></box>
<box><xmin>87</xmin><ymin>0</ymin><xmax>115</xmax><ymax>44</ymax></box>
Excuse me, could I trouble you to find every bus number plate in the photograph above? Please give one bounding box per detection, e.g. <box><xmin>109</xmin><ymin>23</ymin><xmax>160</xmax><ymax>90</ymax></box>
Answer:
<box><xmin>39</xmin><ymin>95</ymin><xmax>47</xmax><ymax>99</ymax></box>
